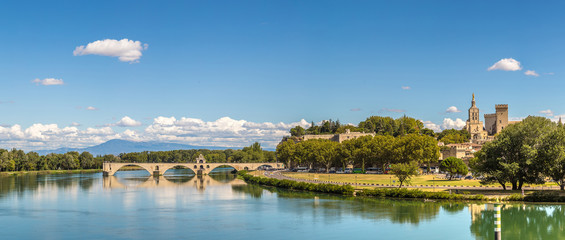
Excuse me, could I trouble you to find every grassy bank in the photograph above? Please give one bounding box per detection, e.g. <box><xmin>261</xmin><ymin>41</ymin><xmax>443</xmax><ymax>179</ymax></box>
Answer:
<box><xmin>0</xmin><ymin>169</ymin><xmax>102</xmax><ymax>176</ymax></box>
<box><xmin>283</xmin><ymin>172</ymin><xmax>560</xmax><ymax>188</ymax></box>
<box><xmin>358</xmin><ymin>188</ymin><xmax>486</xmax><ymax>200</ymax></box>
<box><xmin>242</xmin><ymin>172</ymin><xmax>565</xmax><ymax>203</ymax></box>
<box><xmin>238</xmin><ymin>171</ymin><xmax>354</xmax><ymax>195</ymax></box>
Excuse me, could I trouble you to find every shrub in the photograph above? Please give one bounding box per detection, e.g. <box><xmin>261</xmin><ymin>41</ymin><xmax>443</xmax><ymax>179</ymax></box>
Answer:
<box><xmin>357</xmin><ymin>188</ymin><xmax>486</xmax><ymax>201</ymax></box>
<box><xmin>524</xmin><ymin>191</ymin><xmax>564</xmax><ymax>202</ymax></box>
<box><xmin>238</xmin><ymin>171</ymin><xmax>354</xmax><ymax>196</ymax></box>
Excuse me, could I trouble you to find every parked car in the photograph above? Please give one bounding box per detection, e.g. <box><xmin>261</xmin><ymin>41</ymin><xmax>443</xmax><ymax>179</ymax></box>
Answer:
<box><xmin>344</xmin><ymin>168</ymin><xmax>353</xmax><ymax>174</ymax></box>
<box><xmin>365</xmin><ymin>168</ymin><xmax>381</xmax><ymax>174</ymax></box>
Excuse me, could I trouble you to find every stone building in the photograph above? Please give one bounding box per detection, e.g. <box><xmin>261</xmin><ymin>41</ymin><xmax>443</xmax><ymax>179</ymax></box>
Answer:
<box><xmin>302</xmin><ymin>129</ymin><xmax>375</xmax><ymax>143</ymax></box>
<box><xmin>464</xmin><ymin>94</ymin><xmax>508</xmax><ymax>144</ymax></box>
<box><xmin>439</xmin><ymin>142</ymin><xmax>482</xmax><ymax>164</ymax></box>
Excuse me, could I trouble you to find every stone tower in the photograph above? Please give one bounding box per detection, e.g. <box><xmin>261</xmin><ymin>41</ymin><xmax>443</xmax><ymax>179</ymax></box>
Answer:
<box><xmin>466</xmin><ymin>94</ymin><xmax>484</xmax><ymax>138</ymax></box>
<box><xmin>495</xmin><ymin>104</ymin><xmax>509</xmax><ymax>133</ymax></box>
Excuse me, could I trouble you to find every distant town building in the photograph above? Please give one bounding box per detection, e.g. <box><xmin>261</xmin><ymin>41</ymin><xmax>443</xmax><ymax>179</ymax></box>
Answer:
<box><xmin>439</xmin><ymin>142</ymin><xmax>482</xmax><ymax>164</ymax></box>
<box><xmin>302</xmin><ymin>129</ymin><xmax>375</xmax><ymax>143</ymax></box>
<box><xmin>464</xmin><ymin>94</ymin><xmax>513</xmax><ymax>144</ymax></box>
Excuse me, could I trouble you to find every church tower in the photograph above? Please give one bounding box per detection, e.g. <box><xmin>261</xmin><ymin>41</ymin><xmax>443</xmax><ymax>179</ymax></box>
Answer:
<box><xmin>465</xmin><ymin>93</ymin><xmax>485</xmax><ymax>140</ymax></box>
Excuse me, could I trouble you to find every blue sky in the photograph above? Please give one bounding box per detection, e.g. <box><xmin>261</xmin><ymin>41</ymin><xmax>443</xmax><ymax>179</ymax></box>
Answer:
<box><xmin>1</xmin><ymin>0</ymin><xmax>564</xmax><ymax>150</ymax></box>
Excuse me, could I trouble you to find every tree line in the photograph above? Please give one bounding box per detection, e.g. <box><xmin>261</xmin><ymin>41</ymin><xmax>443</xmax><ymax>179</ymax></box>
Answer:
<box><xmin>471</xmin><ymin>116</ymin><xmax>565</xmax><ymax>190</ymax></box>
<box><xmin>289</xmin><ymin>115</ymin><xmax>471</xmax><ymax>145</ymax></box>
<box><xmin>0</xmin><ymin>142</ymin><xmax>275</xmax><ymax>172</ymax></box>
<box><xmin>276</xmin><ymin>133</ymin><xmax>440</xmax><ymax>173</ymax></box>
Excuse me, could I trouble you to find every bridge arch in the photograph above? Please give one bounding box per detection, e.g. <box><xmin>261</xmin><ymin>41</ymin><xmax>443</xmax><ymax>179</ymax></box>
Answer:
<box><xmin>209</xmin><ymin>164</ymin><xmax>239</xmax><ymax>174</ymax></box>
<box><xmin>161</xmin><ymin>164</ymin><xmax>196</xmax><ymax>175</ymax></box>
<box><xmin>108</xmin><ymin>163</ymin><xmax>153</xmax><ymax>176</ymax></box>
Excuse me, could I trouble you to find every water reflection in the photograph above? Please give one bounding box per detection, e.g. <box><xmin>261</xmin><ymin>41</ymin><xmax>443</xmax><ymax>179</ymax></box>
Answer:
<box><xmin>469</xmin><ymin>203</ymin><xmax>565</xmax><ymax>240</ymax></box>
<box><xmin>2</xmin><ymin>171</ymin><xmax>565</xmax><ymax>240</ymax></box>
<box><xmin>104</xmin><ymin>169</ymin><xmax>243</xmax><ymax>192</ymax></box>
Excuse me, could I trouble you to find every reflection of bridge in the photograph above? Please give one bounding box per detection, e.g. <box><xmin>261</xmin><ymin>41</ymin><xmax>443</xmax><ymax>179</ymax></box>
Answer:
<box><xmin>103</xmin><ymin>175</ymin><xmax>245</xmax><ymax>191</ymax></box>
<box><xmin>103</xmin><ymin>161</ymin><xmax>283</xmax><ymax>176</ymax></box>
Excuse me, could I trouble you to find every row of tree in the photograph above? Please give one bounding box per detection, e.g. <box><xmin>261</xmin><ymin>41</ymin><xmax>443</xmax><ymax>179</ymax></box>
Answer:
<box><xmin>290</xmin><ymin>115</ymin><xmax>471</xmax><ymax>145</ymax></box>
<box><xmin>276</xmin><ymin>134</ymin><xmax>440</xmax><ymax>173</ymax></box>
<box><xmin>0</xmin><ymin>149</ymin><xmax>99</xmax><ymax>171</ymax></box>
<box><xmin>471</xmin><ymin>116</ymin><xmax>565</xmax><ymax>190</ymax></box>
<box><xmin>0</xmin><ymin>142</ymin><xmax>276</xmax><ymax>172</ymax></box>
<box><xmin>290</xmin><ymin>116</ymin><xmax>432</xmax><ymax>137</ymax></box>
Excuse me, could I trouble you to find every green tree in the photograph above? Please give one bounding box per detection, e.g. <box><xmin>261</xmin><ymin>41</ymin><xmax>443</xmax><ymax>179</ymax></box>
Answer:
<box><xmin>79</xmin><ymin>152</ymin><xmax>95</xmax><ymax>169</ymax></box>
<box><xmin>390</xmin><ymin>162</ymin><xmax>420</xmax><ymax>188</ymax></box>
<box><xmin>538</xmin><ymin>127</ymin><xmax>565</xmax><ymax>190</ymax></box>
<box><xmin>471</xmin><ymin>116</ymin><xmax>554</xmax><ymax>190</ymax></box>
<box><xmin>290</xmin><ymin>126</ymin><xmax>305</xmax><ymax>136</ymax></box>
<box><xmin>440</xmin><ymin>157</ymin><xmax>468</xmax><ymax>180</ymax></box>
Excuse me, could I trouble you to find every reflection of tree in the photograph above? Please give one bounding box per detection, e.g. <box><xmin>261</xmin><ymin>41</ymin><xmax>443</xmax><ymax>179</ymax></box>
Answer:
<box><xmin>0</xmin><ymin>173</ymin><xmax>100</xmax><ymax>199</ymax></box>
<box><xmin>208</xmin><ymin>172</ymin><xmax>237</xmax><ymax>183</ymax></box>
<box><xmin>233</xmin><ymin>184</ymin><xmax>447</xmax><ymax>225</ymax></box>
<box><xmin>442</xmin><ymin>203</ymin><xmax>466</xmax><ymax>214</ymax></box>
<box><xmin>231</xmin><ymin>184</ymin><xmax>265</xmax><ymax>198</ymax></box>
<box><xmin>470</xmin><ymin>205</ymin><xmax>565</xmax><ymax>240</ymax></box>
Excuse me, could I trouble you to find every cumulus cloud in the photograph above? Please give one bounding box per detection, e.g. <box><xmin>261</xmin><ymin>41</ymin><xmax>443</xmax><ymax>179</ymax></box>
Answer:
<box><xmin>441</xmin><ymin>118</ymin><xmax>466</xmax><ymax>130</ymax></box>
<box><xmin>423</xmin><ymin>121</ymin><xmax>442</xmax><ymax>132</ymax></box>
<box><xmin>0</xmin><ymin>116</ymin><xmax>313</xmax><ymax>150</ymax></box>
<box><xmin>115</xmin><ymin>116</ymin><xmax>142</xmax><ymax>127</ymax></box>
<box><xmin>73</xmin><ymin>38</ymin><xmax>148</xmax><ymax>63</ymax></box>
<box><xmin>70</xmin><ymin>122</ymin><xmax>81</xmax><ymax>126</ymax></box>
<box><xmin>401</xmin><ymin>86</ymin><xmax>411</xmax><ymax>90</ymax></box>
<box><xmin>32</xmin><ymin>78</ymin><xmax>64</xmax><ymax>86</ymax></box>
<box><xmin>445</xmin><ymin>106</ymin><xmax>461</xmax><ymax>113</ymax></box>
<box><xmin>0</xmin><ymin>123</ymin><xmax>123</xmax><ymax>150</ymax></box>
<box><xmin>423</xmin><ymin>118</ymin><xmax>467</xmax><ymax>132</ymax></box>
<box><xmin>144</xmin><ymin>116</ymin><xmax>311</xmax><ymax>148</ymax></box>
<box><xmin>487</xmin><ymin>58</ymin><xmax>522</xmax><ymax>71</ymax></box>
<box><xmin>86</xmin><ymin>106</ymin><xmax>98</xmax><ymax>111</ymax></box>
<box><xmin>524</xmin><ymin>70</ymin><xmax>539</xmax><ymax>77</ymax></box>
<box><xmin>539</xmin><ymin>109</ymin><xmax>554</xmax><ymax>117</ymax></box>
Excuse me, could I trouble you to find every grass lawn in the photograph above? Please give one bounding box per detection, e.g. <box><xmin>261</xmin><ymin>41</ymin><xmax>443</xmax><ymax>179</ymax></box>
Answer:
<box><xmin>282</xmin><ymin>172</ymin><xmax>560</xmax><ymax>188</ymax></box>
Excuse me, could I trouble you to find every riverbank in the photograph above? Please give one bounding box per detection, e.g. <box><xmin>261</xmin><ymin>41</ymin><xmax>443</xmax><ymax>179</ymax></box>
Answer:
<box><xmin>243</xmin><ymin>171</ymin><xmax>565</xmax><ymax>203</ymax></box>
<box><xmin>0</xmin><ymin>169</ymin><xmax>102</xmax><ymax>176</ymax></box>
<box><xmin>282</xmin><ymin>172</ymin><xmax>561</xmax><ymax>189</ymax></box>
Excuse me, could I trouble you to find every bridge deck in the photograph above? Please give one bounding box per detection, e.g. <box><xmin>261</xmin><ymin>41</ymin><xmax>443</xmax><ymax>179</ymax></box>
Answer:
<box><xmin>103</xmin><ymin>162</ymin><xmax>284</xmax><ymax>176</ymax></box>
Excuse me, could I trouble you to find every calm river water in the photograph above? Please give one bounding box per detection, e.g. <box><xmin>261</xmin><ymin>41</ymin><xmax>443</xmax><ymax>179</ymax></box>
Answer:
<box><xmin>1</xmin><ymin>169</ymin><xmax>564</xmax><ymax>240</ymax></box>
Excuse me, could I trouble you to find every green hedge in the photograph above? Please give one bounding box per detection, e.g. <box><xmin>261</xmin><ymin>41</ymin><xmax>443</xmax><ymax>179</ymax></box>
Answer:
<box><xmin>357</xmin><ymin>188</ymin><xmax>486</xmax><ymax>201</ymax></box>
<box><xmin>523</xmin><ymin>191</ymin><xmax>565</xmax><ymax>202</ymax></box>
<box><xmin>238</xmin><ymin>171</ymin><xmax>354</xmax><ymax>196</ymax></box>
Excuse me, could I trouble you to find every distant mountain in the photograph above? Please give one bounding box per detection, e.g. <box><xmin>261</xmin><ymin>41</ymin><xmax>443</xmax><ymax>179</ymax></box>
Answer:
<box><xmin>35</xmin><ymin>139</ymin><xmax>235</xmax><ymax>156</ymax></box>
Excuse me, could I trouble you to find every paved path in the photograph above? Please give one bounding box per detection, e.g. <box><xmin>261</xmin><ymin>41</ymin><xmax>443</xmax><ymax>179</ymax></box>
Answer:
<box><xmin>263</xmin><ymin>171</ymin><xmax>561</xmax><ymax>190</ymax></box>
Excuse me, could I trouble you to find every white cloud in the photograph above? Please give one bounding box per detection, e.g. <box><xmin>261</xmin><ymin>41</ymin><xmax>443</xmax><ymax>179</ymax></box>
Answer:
<box><xmin>487</xmin><ymin>58</ymin><xmax>522</xmax><ymax>71</ymax></box>
<box><xmin>0</xmin><ymin>116</ymin><xmax>312</xmax><ymax>150</ymax></box>
<box><xmin>423</xmin><ymin>121</ymin><xmax>442</xmax><ymax>132</ymax></box>
<box><xmin>441</xmin><ymin>118</ymin><xmax>466</xmax><ymax>130</ymax></box>
<box><xmin>524</xmin><ymin>70</ymin><xmax>539</xmax><ymax>77</ymax></box>
<box><xmin>115</xmin><ymin>116</ymin><xmax>142</xmax><ymax>127</ymax></box>
<box><xmin>86</xmin><ymin>106</ymin><xmax>98</xmax><ymax>111</ymax></box>
<box><xmin>445</xmin><ymin>106</ymin><xmax>461</xmax><ymax>113</ymax></box>
<box><xmin>539</xmin><ymin>109</ymin><xmax>554</xmax><ymax>117</ymax></box>
<box><xmin>32</xmin><ymin>78</ymin><xmax>64</xmax><ymax>86</ymax></box>
<box><xmin>73</xmin><ymin>38</ymin><xmax>148</xmax><ymax>63</ymax></box>
<box><xmin>401</xmin><ymin>86</ymin><xmax>411</xmax><ymax>90</ymax></box>
<box><xmin>70</xmin><ymin>122</ymin><xmax>81</xmax><ymax>126</ymax></box>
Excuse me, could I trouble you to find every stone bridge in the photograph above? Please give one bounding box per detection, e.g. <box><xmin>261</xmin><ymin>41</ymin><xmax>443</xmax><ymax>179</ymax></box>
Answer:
<box><xmin>103</xmin><ymin>175</ymin><xmax>245</xmax><ymax>191</ymax></box>
<box><xmin>103</xmin><ymin>161</ymin><xmax>283</xmax><ymax>176</ymax></box>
